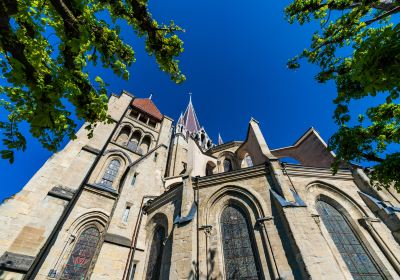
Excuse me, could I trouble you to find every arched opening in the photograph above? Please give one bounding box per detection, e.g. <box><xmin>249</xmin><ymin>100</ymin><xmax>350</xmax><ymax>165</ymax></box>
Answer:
<box><xmin>127</xmin><ymin>130</ymin><xmax>141</xmax><ymax>152</ymax></box>
<box><xmin>145</xmin><ymin>226</ymin><xmax>165</xmax><ymax>280</ymax></box>
<box><xmin>220</xmin><ymin>205</ymin><xmax>261</xmax><ymax>279</ymax></box>
<box><xmin>140</xmin><ymin>136</ymin><xmax>151</xmax><ymax>154</ymax></box>
<box><xmin>241</xmin><ymin>153</ymin><xmax>253</xmax><ymax>168</ymax></box>
<box><xmin>223</xmin><ymin>158</ymin><xmax>233</xmax><ymax>172</ymax></box>
<box><xmin>207</xmin><ymin>140</ymin><xmax>212</xmax><ymax>149</ymax></box>
<box><xmin>117</xmin><ymin>126</ymin><xmax>131</xmax><ymax>146</ymax></box>
<box><xmin>99</xmin><ymin>159</ymin><xmax>121</xmax><ymax>188</ymax></box>
<box><xmin>206</xmin><ymin>161</ymin><xmax>216</xmax><ymax>176</ymax></box>
<box><xmin>60</xmin><ymin>227</ymin><xmax>101</xmax><ymax>279</ymax></box>
<box><xmin>316</xmin><ymin>200</ymin><xmax>384</xmax><ymax>279</ymax></box>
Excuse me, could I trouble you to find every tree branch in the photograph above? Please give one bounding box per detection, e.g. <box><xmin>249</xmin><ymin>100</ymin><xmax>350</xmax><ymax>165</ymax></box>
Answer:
<box><xmin>362</xmin><ymin>153</ymin><xmax>384</xmax><ymax>162</ymax></box>
<box><xmin>365</xmin><ymin>5</ymin><xmax>400</xmax><ymax>25</ymax></box>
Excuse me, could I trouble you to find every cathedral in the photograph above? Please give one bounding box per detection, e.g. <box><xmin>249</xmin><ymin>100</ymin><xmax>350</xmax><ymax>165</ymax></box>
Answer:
<box><xmin>0</xmin><ymin>90</ymin><xmax>400</xmax><ymax>280</ymax></box>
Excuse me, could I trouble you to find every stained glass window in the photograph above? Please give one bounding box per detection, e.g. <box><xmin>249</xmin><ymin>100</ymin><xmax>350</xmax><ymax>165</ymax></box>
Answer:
<box><xmin>60</xmin><ymin>227</ymin><xmax>100</xmax><ymax>280</ymax></box>
<box><xmin>99</xmin><ymin>159</ymin><xmax>120</xmax><ymax>188</ymax></box>
<box><xmin>316</xmin><ymin>201</ymin><xmax>384</xmax><ymax>279</ymax></box>
<box><xmin>224</xmin><ymin>159</ymin><xmax>233</xmax><ymax>172</ymax></box>
<box><xmin>145</xmin><ymin>226</ymin><xmax>165</xmax><ymax>280</ymax></box>
<box><xmin>221</xmin><ymin>205</ymin><xmax>260</xmax><ymax>280</ymax></box>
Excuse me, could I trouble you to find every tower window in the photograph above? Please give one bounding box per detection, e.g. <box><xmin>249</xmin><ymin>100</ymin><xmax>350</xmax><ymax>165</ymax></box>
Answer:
<box><xmin>99</xmin><ymin>159</ymin><xmax>121</xmax><ymax>188</ymax></box>
<box><xmin>139</xmin><ymin>115</ymin><xmax>148</xmax><ymax>124</ymax></box>
<box><xmin>131</xmin><ymin>173</ymin><xmax>137</xmax><ymax>186</ymax></box>
<box><xmin>122</xmin><ymin>206</ymin><xmax>131</xmax><ymax>223</ymax></box>
<box><xmin>148</xmin><ymin>119</ymin><xmax>157</xmax><ymax>128</ymax></box>
<box><xmin>130</xmin><ymin>110</ymin><xmax>139</xmax><ymax>119</ymax></box>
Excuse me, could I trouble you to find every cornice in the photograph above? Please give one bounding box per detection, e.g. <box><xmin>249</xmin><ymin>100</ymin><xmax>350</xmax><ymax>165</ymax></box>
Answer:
<box><xmin>196</xmin><ymin>164</ymin><xmax>269</xmax><ymax>188</ymax></box>
<box><xmin>207</xmin><ymin>141</ymin><xmax>243</xmax><ymax>154</ymax></box>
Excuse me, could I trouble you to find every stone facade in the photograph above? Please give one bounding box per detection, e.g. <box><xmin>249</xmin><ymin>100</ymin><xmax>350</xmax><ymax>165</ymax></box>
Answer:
<box><xmin>0</xmin><ymin>91</ymin><xmax>399</xmax><ymax>280</ymax></box>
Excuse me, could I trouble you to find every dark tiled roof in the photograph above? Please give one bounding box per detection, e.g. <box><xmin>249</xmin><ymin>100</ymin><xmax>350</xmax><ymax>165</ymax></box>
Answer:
<box><xmin>132</xmin><ymin>98</ymin><xmax>163</xmax><ymax>121</ymax></box>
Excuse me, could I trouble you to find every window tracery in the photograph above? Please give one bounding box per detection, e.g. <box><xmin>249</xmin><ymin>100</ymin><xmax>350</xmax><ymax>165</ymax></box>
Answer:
<box><xmin>99</xmin><ymin>159</ymin><xmax>120</xmax><ymax>188</ymax></box>
<box><xmin>60</xmin><ymin>227</ymin><xmax>100</xmax><ymax>280</ymax></box>
<box><xmin>316</xmin><ymin>200</ymin><xmax>384</xmax><ymax>279</ymax></box>
<box><xmin>221</xmin><ymin>205</ymin><xmax>260</xmax><ymax>280</ymax></box>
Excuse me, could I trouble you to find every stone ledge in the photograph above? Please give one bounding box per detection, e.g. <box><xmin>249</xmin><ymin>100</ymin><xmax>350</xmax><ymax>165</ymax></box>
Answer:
<box><xmin>48</xmin><ymin>185</ymin><xmax>75</xmax><ymax>201</ymax></box>
<box><xmin>104</xmin><ymin>233</ymin><xmax>132</xmax><ymax>248</ymax></box>
<box><xmin>85</xmin><ymin>183</ymin><xmax>118</xmax><ymax>198</ymax></box>
<box><xmin>0</xmin><ymin>251</ymin><xmax>35</xmax><ymax>273</ymax></box>
<box><xmin>82</xmin><ymin>145</ymin><xmax>101</xmax><ymax>155</ymax></box>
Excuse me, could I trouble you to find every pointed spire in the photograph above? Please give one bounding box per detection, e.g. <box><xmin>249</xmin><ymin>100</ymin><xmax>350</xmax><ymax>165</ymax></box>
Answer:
<box><xmin>182</xmin><ymin>92</ymin><xmax>201</xmax><ymax>133</ymax></box>
<box><xmin>218</xmin><ymin>133</ymin><xmax>224</xmax><ymax>145</ymax></box>
<box><xmin>177</xmin><ymin>112</ymin><xmax>184</xmax><ymax>125</ymax></box>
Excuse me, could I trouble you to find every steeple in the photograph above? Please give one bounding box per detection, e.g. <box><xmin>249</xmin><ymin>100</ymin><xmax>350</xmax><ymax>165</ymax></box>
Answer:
<box><xmin>182</xmin><ymin>92</ymin><xmax>201</xmax><ymax>133</ymax></box>
<box><xmin>175</xmin><ymin>93</ymin><xmax>214</xmax><ymax>151</ymax></box>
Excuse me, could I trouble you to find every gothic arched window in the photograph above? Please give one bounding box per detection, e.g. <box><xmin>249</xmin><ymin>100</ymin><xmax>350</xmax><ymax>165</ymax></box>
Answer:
<box><xmin>245</xmin><ymin>154</ymin><xmax>253</xmax><ymax>167</ymax></box>
<box><xmin>316</xmin><ymin>201</ymin><xmax>384</xmax><ymax>279</ymax></box>
<box><xmin>100</xmin><ymin>159</ymin><xmax>120</xmax><ymax>188</ymax></box>
<box><xmin>223</xmin><ymin>159</ymin><xmax>233</xmax><ymax>172</ymax></box>
<box><xmin>60</xmin><ymin>227</ymin><xmax>100</xmax><ymax>280</ymax></box>
<box><xmin>145</xmin><ymin>226</ymin><xmax>165</xmax><ymax>280</ymax></box>
<box><xmin>221</xmin><ymin>205</ymin><xmax>260</xmax><ymax>279</ymax></box>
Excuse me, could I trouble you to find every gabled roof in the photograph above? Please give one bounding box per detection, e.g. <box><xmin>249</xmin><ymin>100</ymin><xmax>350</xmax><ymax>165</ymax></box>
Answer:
<box><xmin>132</xmin><ymin>98</ymin><xmax>163</xmax><ymax>121</ymax></box>
<box><xmin>270</xmin><ymin>127</ymin><xmax>336</xmax><ymax>167</ymax></box>
<box><xmin>182</xmin><ymin>96</ymin><xmax>201</xmax><ymax>133</ymax></box>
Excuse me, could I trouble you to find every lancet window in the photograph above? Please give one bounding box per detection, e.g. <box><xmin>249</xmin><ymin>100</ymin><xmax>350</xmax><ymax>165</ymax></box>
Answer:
<box><xmin>223</xmin><ymin>159</ymin><xmax>233</xmax><ymax>172</ymax></box>
<box><xmin>60</xmin><ymin>227</ymin><xmax>100</xmax><ymax>280</ymax></box>
<box><xmin>245</xmin><ymin>154</ymin><xmax>253</xmax><ymax>167</ymax></box>
<box><xmin>221</xmin><ymin>205</ymin><xmax>260</xmax><ymax>280</ymax></box>
<box><xmin>145</xmin><ymin>226</ymin><xmax>165</xmax><ymax>280</ymax></box>
<box><xmin>316</xmin><ymin>200</ymin><xmax>384</xmax><ymax>279</ymax></box>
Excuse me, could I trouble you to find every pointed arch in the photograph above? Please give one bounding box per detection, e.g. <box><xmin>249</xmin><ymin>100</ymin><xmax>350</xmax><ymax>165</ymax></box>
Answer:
<box><xmin>316</xmin><ymin>200</ymin><xmax>385</xmax><ymax>279</ymax></box>
<box><xmin>305</xmin><ymin>181</ymin><xmax>393</xmax><ymax>279</ymax></box>
<box><xmin>203</xmin><ymin>186</ymin><xmax>269</xmax><ymax>279</ymax></box>
<box><xmin>143</xmin><ymin>212</ymin><xmax>171</xmax><ymax>280</ymax></box>
<box><xmin>218</xmin><ymin>151</ymin><xmax>237</xmax><ymax>172</ymax></box>
<box><xmin>206</xmin><ymin>161</ymin><xmax>217</xmax><ymax>176</ymax></box>
<box><xmin>58</xmin><ymin>210</ymin><xmax>108</xmax><ymax>280</ymax></box>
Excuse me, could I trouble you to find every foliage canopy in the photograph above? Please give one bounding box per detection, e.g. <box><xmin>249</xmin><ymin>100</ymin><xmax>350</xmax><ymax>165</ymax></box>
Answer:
<box><xmin>0</xmin><ymin>0</ymin><xmax>185</xmax><ymax>162</ymax></box>
<box><xmin>285</xmin><ymin>0</ymin><xmax>400</xmax><ymax>190</ymax></box>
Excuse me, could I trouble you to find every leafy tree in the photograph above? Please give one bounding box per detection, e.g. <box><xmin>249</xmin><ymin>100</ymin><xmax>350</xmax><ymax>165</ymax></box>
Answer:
<box><xmin>285</xmin><ymin>0</ymin><xmax>400</xmax><ymax>191</ymax></box>
<box><xmin>0</xmin><ymin>0</ymin><xmax>185</xmax><ymax>162</ymax></box>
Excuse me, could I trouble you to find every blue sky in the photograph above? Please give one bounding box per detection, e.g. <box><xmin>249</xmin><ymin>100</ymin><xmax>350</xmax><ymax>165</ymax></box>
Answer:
<box><xmin>0</xmin><ymin>0</ymin><xmax>366</xmax><ymax>200</ymax></box>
